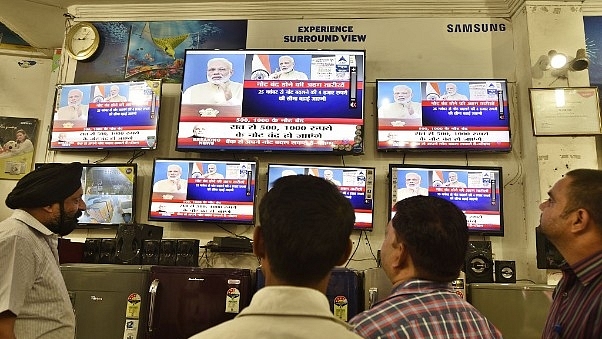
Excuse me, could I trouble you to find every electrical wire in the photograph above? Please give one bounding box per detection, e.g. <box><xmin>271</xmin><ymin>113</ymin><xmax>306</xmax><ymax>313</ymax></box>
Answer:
<box><xmin>345</xmin><ymin>230</ymin><xmax>363</xmax><ymax>267</ymax></box>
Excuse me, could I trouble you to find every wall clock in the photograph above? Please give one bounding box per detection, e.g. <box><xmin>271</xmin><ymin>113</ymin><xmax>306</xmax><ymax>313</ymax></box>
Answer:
<box><xmin>65</xmin><ymin>22</ymin><xmax>100</xmax><ymax>60</ymax></box>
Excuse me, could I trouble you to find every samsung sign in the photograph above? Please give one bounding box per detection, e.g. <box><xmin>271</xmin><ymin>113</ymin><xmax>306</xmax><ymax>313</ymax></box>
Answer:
<box><xmin>446</xmin><ymin>23</ymin><xmax>507</xmax><ymax>33</ymax></box>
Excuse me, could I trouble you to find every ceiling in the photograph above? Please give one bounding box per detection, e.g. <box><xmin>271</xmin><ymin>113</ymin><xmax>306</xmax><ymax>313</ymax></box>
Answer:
<box><xmin>1</xmin><ymin>0</ymin><xmax>600</xmax><ymax>57</ymax></box>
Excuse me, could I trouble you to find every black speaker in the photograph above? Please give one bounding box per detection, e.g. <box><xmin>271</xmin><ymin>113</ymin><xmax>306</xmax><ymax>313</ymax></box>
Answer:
<box><xmin>83</xmin><ymin>238</ymin><xmax>101</xmax><ymax>263</ymax></box>
<box><xmin>159</xmin><ymin>239</ymin><xmax>177</xmax><ymax>266</ymax></box>
<box><xmin>465</xmin><ymin>241</ymin><xmax>494</xmax><ymax>283</ymax></box>
<box><xmin>99</xmin><ymin>238</ymin><xmax>117</xmax><ymax>264</ymax></box>
<box><xmin>115</xmin><ymin>223</ymin><xmax>163</xmax><ymax>264</ymax></box>
<box><xmin>536</xmin><ymin>227</ymin><xmax>565</xmax><ymax>269</ymax></box>
<box><xmin>142</xmin><ymin>239</ymin><xmax>161</xmax><ymax>265</ymax></box>
<box><xmin>176</xmin><ymin>239</ymin><xmax>200</xmax><ymax>267</ymax></box>
<box><xmin>494</xmin><ymin>260</ymin><xmax>516</xmax><ymax>283</ymax></box>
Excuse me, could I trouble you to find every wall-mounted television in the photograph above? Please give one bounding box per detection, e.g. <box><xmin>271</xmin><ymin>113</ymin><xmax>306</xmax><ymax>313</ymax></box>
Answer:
<box><xmin>266</xmin><ymin>163</ymin><xmax>375</xmax><ymax>231</ymax></box>
<box><xmin>389</xmin><ymin>164</ymin><xmax>504</xmax><ymax>236</ymax></box>
<box><xmin>35</xmin><ymin>163</ymin><xmax>137</xmax><ymax>228</ymax></box>
<box><xmin>177</xmin><ymin>49</ymin><xmax>365</xmax><ymax>154</ymax></box>
<box><xmin>376</xmin><ymin>79</ymin><xmax>511</xmax><ymax>152</ymax></box>
<box><xmin>149</xmin><ymin>158</ymin><xmax>258</xmax><ymax>224</ymax></box>
<box><xmin>48</xmin><ymin>80</ymin><xmax>162</xmax><ymax>150</ymax></box>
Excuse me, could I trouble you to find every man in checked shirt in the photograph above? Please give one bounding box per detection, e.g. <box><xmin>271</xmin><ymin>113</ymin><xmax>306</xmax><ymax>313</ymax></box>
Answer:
<box><xmin>349</xmin><ymin>196</ymin><xmax>502</xmax><ymax>339</ymax></box>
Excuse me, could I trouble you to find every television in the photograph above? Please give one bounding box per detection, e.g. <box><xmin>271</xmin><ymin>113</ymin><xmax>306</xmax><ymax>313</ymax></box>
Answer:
<box><xmin>376</xmin><ymin>79</ymin><xmax>511</xmax><ymax>152</ymax></box>
<box><xmin>35</xmin><ymin>163</ymin><xmax>138</xmax><ymax>228</ymax></box>
<box><xmin>48</xmin><ymin>80</ymin><xmax>162</xmax><ymax>150</ymax></box>
<box><xmin>149</xmin><ymin>158</ymin><xmax>258</xmax><ymax>224</ymax></box>
<box><xmin>266</xmin><ymin>163</ymin><xmax>375</xmax><ymax>230</ymax></box>
<box><xmin>388</xmin><ymin>164</ymin><xmax>504</xmax><ymax>236</ymax></box>
<box><xmin>176</xmin><ymin>49</ymin><xmax>365</xmax><ymax>154</ymax></box>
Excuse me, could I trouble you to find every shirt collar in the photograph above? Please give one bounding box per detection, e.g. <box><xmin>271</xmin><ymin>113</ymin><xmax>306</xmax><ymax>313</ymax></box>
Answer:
<box><xmin>564</xmin><ymin>249</ymin><xmax>602</xmax><ymax>286</ymax></box>
<box><xmin>12</xmin><ymin>209</ymin><xmax>54</xmax><ymax>236</ymax></box>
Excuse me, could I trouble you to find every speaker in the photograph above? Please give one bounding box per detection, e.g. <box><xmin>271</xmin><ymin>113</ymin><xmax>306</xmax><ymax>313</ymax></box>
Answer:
<box><xmin>115</xmin><ymin>223</ymin><xmax>163</xmax><ymax>264</ymax></box>
<box><xmin>99</xmin><ymin>238</ymin><xmax>117</xmax><ymax>264</ymax></box>
<box><xmin>159</xmin><ymin>239</ymin><xmax>177</xmax><ymax>266</ymax></box>
<box><xmin>536</xmin><ymin>227</ymin><xmax>565</xmax><ymax>269</ymax></box>
<box><xmin>83</xmin><ymin>238</ymin><xmax>101</xmax><ymax>263</ymax></box>
<box><xmin>465</xmin><ymin>240</ymin><xmax>494</xmax><ymax>283</ymax></box>
<box><xmin>176</xmin><ymin>239</ymin><xmax>200</xmax><ymax>267</ymax></box>
<box><xmin>494</xmin><ymin>260</ymin><xmax>516</xmax><ymax>283</ymax></box>
<box><xmin>142</xmin><ymin>239</ymin><xmax>161</xmax><ymax>265</ymax></box>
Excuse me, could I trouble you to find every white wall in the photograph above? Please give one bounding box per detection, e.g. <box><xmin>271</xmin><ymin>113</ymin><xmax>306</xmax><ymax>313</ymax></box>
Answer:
<box><xmin>0</xmin><ymin>53</ymin><xmax>53</xmax><ymax>218</ymax></box>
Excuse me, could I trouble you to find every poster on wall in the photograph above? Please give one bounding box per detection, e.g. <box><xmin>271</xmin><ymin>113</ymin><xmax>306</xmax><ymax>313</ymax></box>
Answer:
<box><xmin>0</xmin><ymin>117</ymin><xmax>38</xmax><ymax>180</ymax></box>
<box><xmin>74</xmin><ymin>20</ymin><xmax>248</xmax><ymax>83</ymax></box>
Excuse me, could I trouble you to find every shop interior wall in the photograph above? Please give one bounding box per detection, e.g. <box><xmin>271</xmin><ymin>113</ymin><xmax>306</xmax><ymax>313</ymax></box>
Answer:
<box><xmin>0</xmin><ymin>3</ymin><xmax>575</xmax><ymax>282</ymax></box>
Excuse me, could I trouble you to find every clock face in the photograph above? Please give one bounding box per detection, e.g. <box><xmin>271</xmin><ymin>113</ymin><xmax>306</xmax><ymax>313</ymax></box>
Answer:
<box><xmin>66</xmin><ymin>22</ymin><xmax>100</xmax><ymax>60</ymax></box>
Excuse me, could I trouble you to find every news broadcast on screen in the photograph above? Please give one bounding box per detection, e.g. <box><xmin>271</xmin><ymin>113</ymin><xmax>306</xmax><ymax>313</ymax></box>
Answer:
<box><xmin>149</xmin><ymin>158</ymin><xmax>258</xmax><ymax>224</ymax></box>
<box><xmin>49</xmin><ymin>80</ymin><xmax>162</xmax><ymax>150</ymax></box>
<box><xmin>266</xmin><ymin>163</ymin><xmax>375</xmax><ymax>230</ymax></box>
<box><xmin>376</xmin><ymin>79</ymin><xmax>511</xmax><ymax>152</ymax></box>
<box><xmin>177</xmin><ymin>49</ymin><xmax>365</xmax><ymax>154</ymax></box>
<box><xmin>389</xmin><ymin>164</ymin><xmax>504</xmax><ymax>236</ymax></box>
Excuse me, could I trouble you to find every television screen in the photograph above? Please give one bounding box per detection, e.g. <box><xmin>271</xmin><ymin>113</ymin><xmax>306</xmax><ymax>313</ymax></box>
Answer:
<box><xmin>177</xmin><ymin>49</ymin><xmax>365</xmax><ymax>154</ymax></box>
<box><xmin>389</xmin><ymin>164</ymin><xmax>504</xmax><ymax>236</ymax></box>
<box><xmin>48</xmin><ymin>80</ymin><xmax>162</xmax><ymax>150</ymax></box>
<box><xmin>376</xmin><ymin>79</ymin><xmax>511</xmax><ymax>152</ymax></box>
<box><xmin>149</xmin><ymin>158</ymin><xmax>258</xmax><ymax>224</ymax></box>
<box><xmin>35</xmin><ymin>163</ymin><xmax>137</xmax><ymax>228</ymax></box>
<box><xmin>266</xmin><ymin>163</ymin><xmax>375</xmax><ymax>230</ymax></box>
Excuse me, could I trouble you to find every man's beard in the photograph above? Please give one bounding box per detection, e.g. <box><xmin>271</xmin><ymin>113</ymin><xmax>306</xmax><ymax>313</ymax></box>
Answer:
<box><xmin>209</xmin><ymin>75</ymin><xmax>230</xmax><ymax>85</ymax></box>
<box><xmin>47</xmin><ymin>202</ymin><xmax>82</xmax><ymax>236</ymax></box>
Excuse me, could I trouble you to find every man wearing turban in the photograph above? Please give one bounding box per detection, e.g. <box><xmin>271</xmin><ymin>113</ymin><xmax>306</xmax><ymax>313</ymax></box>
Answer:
<box><xmin>0</xmin><ymin>162</ymin><xmax>85</xmax><ymax>339</ymax></box>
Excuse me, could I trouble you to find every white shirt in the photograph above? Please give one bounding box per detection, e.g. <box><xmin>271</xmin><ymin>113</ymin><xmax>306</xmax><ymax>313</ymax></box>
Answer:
<box><xmin>269</xmin><ymin>70</ymin><xmax>308</xmax><ymax>80</ymax></box>
<box><xmin>379</xmin><ymin>101</ymin><xmax>422</xmax><ymax>119</ymax></box>
<box><xmin>56</xmin><ymin>104</ymin><xmax>89</xmax><ymax>120</ymax></box>
<box><xmin>444</xmin><ymin>181</ymin><xmax>467</xmax><ymax>188</ymax></box>
<box><xmin>440</xmin><ymin>93</ymin><xmax>468</xmax><ymax>100</ymax></box>
<box><xmin>0</xmin><ymin>210</ymin><xmax>76</xmax><ymax>339</ymax></box>
<box><xmin>201</xmin><ymin>172</ymin><xmax>224</xmax><ymax>179</ymax></box>
<box><xmin>181</xmin><ymin>81</ymin><xmax>243</xmax><ymax>105</ymax></box>
<box><xmin>396</xmin><ymin>187</ymin><xmax>429</xmax><ymax>201</ymax></box>
<box><xmin>153</xmin><ymin>178</ymin><xmax>188</xmax><ymax>193</ymax></box>
<box><xmin>189</xmin><ymin>286</ymin><xmax>363</xmax><ymax>339</ymax></box>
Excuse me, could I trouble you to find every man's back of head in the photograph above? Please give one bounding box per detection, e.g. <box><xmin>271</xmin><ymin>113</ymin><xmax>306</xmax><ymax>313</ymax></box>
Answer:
<box><xmin>391</xmin><ymin>195</ymin><xmax>468</xmax><ymax>282</ymax></box>
<box><xmin>257</xmin><ymin>175</ymin><xmax>355</xmax><ymax>287</ymax></box>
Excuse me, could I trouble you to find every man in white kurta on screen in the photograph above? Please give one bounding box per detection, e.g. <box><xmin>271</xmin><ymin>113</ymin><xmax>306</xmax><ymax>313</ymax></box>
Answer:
<box><xmin>181</xmin><ymin>57</ymin><xmax>243</xmax><ymax>106</ymax></box>
<box><xmin>153</xmin><ymin>164</ymin><xmax>188</xmax><ymax>193</ymax></box>
<box><xmin>268</xmin><ymin>55</ymin><xmax>309</xmax><ymax>80</ymax></box>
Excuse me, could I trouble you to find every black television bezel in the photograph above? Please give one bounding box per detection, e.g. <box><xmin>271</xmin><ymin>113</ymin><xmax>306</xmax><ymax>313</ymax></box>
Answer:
<box><xmin>375</xmin><ymin>78</ymin><xmax>512</xmax><ymax>153</ymax></box>
<box><xmin>388</xmin><ymin>163</ymin><xmax>504</xmax><ymax>236</ymax></box>
<box><xmin>148</xmin><ymin>157</ymin><xmax>259</xmax><ymax>225</ymax></box>
<box><xmin>35</xmin><ymin>162</ymin><xmax>138</xmax><ymax>229</ymax></box>
<box><xmin>175</xmin><ymin>48</ymin><xmax>366</xmax><ymax>155</ymax></box>
<box><xmin>266</xmin><ymin>162</ymin><xmax>376</xmax><ymax>231</ymax></box>
<box><xmin>47</xmin><ymin>79</ymin><xmax>163</xmax><ymax>151</ymax></box>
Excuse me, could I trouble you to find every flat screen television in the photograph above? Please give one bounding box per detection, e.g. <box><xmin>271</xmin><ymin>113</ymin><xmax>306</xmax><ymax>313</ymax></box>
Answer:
<box><xmin>149</xmin><ymin>158</ymin><xmax>258</xmax><ymax>224</ymax></box>
<box><xmin>389</xmin><ymin>164</ymin><xmax>504</xmax><ymax>236</ymax></box>
<box><xmin>266</xmin><ymin>163</ymin><xmax>375</xmax><ymax>230</ymax></box>
<box><xmin>376</xmin><ymin>79</ymin><xmax>511</xmax><ymax>152</ymax></box>
<box><xmin>48</xmin><ymin>80</ymin><xmax>162</xmax><ymax>150</ymax></box>
<box><xmin>35</xmin><ymin>163</ymin><xmax>137</xmax><ymax>228</ymax></box>
<box><xmin>177</xmin><ymin>49</ymin><xmax>365</xmax><ymax>154</ymax></box>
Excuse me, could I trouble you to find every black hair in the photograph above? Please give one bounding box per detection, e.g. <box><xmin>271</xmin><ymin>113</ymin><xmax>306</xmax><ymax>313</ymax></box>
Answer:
<box><xmin>259</xmin><ymin>175</ymin><xmax>355</xmax><ymax>285</ymax></box>
<box><xmin>391</xmin><ymin>195</ymin><xmax>468</xmax><ymax>282</ymax></box>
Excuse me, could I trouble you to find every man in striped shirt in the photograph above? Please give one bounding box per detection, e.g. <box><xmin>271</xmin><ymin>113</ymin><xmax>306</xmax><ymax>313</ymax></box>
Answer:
<box><xmin>539</xmin><ymin>169</ymin><xmax>602</xmax><ymax>338</ymax></box>
<box><xmin>0</xmin><ymin>163</ymin><xmax>85</xmax><ymax>339</ymax></box>
<box><xmin>349</xmin><ymin>196</ymin><xmax>502</xmax><ymax>339</ymax></box>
